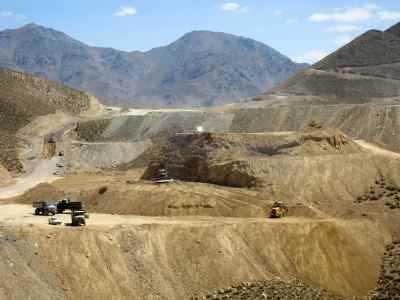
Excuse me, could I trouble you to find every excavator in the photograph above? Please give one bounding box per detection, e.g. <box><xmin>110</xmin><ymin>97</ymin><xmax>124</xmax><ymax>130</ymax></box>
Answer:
<box><xmin>270</xmin><ymin>201</ymin><xmax>288</xmax><ymax>218</ymax></box>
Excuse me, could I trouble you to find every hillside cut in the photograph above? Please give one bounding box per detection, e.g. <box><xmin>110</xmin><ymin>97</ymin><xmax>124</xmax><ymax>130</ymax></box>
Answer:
<box><xmin>0</xmin><ymin>68</ymin><xmax>98</xmax><ymax>172</ymax></box>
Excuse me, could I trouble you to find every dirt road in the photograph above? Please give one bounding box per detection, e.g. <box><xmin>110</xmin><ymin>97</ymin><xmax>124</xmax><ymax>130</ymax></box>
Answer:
<box><xmin>0</xmin><ymin>157</ymin><xmax>62</xmax><ymax>199</ymax></box>
<box><xmin>0</xmin><ymin>204</ymin><xmax>318</xmax><ymax>227</ymax></box>
<box><xmin>356</xmin><ymin>139</ymin><xmax>400</xmax><ymax>158</ymax></box>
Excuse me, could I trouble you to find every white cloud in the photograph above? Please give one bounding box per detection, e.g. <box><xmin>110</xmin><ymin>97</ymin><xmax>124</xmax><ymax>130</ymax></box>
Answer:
<box><xmin>309</xmin><ymin>6</ymin><xmax>376</xmax><ymax>22</ymax></box>
<box><xmin>326</xmin><ymin>25</ymin><xmax>361</xmax><ymax>33</ymax></box>
<box><xmin>114</xmin><ymin>6</ymin><xmax>137</xmax><ymax>17</ymax></box>
<box><xmin>286</xmin><ymin>18</ymin><xmax>297</xmax><ymax>24</ymax></box>
<box><xmin>295</xmin><ymin>50</ymin><xmax>329</xmax><ymax>64</ymax></box>
<box><xmin>378</xmin><ymin>10</ymin><xmax>400</xmax><ymax>21</ymax></box>
<box><xmin>309</xmin><ymin>4</ymin><xmax>400</xmax><ymax>23</ymax></box>
<box><xmin>333</xmin><ymin>35</ymin><xmax>352</xmax><ymax>45</ymax></box>
<box><xmin>0</xmin><ymin>11</ymin><xmax>13</xmax><ymax>17</ymax></box>
<box><xmin>220</xmin><ymin>2</ymin><xmax>248</xmax><ymax>13</ymax></box>
<box><xmin>221</xmin><ymin>2</ymin><xmax>241</xmax><ymax>12</ymax></box>
<box><xmin>274</xmin><ymin>9</ymin><xmax>283</xmax><ymax>16</ymax></box>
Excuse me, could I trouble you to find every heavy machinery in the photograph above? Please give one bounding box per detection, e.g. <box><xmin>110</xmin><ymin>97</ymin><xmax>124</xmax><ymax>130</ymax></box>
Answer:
<box><xmin>71</xmin><ymin>209</ymin><xmax>88</xmax><ymax>226</ymax></box>
<box><xmin>270</xmin><ymin>201</ymin><xmax>288</xmax><ymax>218</ymax></box>
<box><xmin>33</xmin><ymin>201</ymin><xmax>57</xmax><ymax>216</ymax></box>
<box><xmin>57</xmin><ymin>198</ymin><xmax>84</xmax><ymax>214</ymax></box>
<box><xmin>153</xmin><ymin>168</ymin><xmax>173</xmax><ymax>184</ymax></box>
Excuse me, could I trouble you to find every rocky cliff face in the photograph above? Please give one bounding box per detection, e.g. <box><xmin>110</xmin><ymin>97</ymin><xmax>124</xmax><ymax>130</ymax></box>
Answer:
<box><xmin>0</xmin><ymin>23</ymin><xmax>307</xmax><ymax>107</ymax></box>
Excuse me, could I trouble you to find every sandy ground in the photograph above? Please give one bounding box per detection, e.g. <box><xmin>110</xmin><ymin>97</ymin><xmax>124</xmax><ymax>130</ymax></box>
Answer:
<box><xmin>0</xmin><ymin>204</ymin><xmax>317</xmax><ymax>228</ymax></box>
<box><xmin>0</xmin><ymin>157</ymin><xmax>62</xmax><ymax>199</ymax></box>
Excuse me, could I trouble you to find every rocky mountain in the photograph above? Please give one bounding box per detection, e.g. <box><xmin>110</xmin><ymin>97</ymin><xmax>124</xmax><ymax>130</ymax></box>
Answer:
<box><xmin>0</xmin><ymin>23</ymin><xmax>307</xmax><ymax>107</ymax></box>
<box><xmin>0</xmin><ymin>68</ymin><xmax>99</xmax><ymax>172</ymax></box>
<box><xmin>262</xmin><ymin>22</ymin><xmax>400</xmax><ymax>103</ymax></box>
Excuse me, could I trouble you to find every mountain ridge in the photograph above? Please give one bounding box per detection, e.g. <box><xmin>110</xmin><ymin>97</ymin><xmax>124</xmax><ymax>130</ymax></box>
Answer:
<box><xmin>260</xmin><ymin>22</ymin><xmax>400</xmax><ymax>103</ymax></box>
<box><xmin>0</xmin><ymin>23</ymin><xmax>308</xmax><ymax>107</ymax></box>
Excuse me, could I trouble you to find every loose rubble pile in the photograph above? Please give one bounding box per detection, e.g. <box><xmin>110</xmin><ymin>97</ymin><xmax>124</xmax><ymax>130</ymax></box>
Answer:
<box><xmin>354</xmin><ymin>176</ymin><xmax>400</xmax><ymax>209</ymax></box>
<box><xmin>371</xmin><ymin>241</ymin><xmax>400</xmax><ymax>299</ymax></box>
<box><xmin>193</xmin><ymin>280</ymin><xmax>355</xmax><ymax>300</ymax></box>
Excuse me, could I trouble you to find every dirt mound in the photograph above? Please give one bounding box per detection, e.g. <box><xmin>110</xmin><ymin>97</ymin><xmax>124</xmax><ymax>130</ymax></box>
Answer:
<box><xmin>198</xmin><ymin>279</ymin><xmax>352</xmax><ymax>300</ymax></box>
<box><xmin>371</xmin><ymin>241</ymin><xmax>400</xmax><ymax>299</ymax></box>
<box><xmin>140</xmin><ymin>129</ymin><xmax>363</xmax><ymax>188</ymax></box>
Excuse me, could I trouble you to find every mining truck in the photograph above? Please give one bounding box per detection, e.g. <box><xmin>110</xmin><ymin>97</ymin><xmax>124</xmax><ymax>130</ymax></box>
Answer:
<box><xmin>71</xmin><ymin>209</ymin><xmax>88</xmax><ymax>226</ymax></box>
<box><xmin>270</xmin><ymin>201</ymin><xmax>288</xmax><ymax>218</ymax></box>
<box><xmin>33</xmin><ymin>201</ymin><xmax>57</xmax><ymax>216</ymax></box>
<box><xmin>57</xmin><ymin>198</ymin><xmax>84</xmax><ymax>214</ymax></box>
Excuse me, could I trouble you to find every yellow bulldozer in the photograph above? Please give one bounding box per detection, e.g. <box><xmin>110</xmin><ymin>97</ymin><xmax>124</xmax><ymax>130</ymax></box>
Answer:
<box><xmin>270</xmin><ymin>201</ymin><xmax>288</xmax><ymax>218</ymax></box>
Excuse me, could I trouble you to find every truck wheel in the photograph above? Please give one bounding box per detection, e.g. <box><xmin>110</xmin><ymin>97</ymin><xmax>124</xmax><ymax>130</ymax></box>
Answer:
<box><xmin>35</xmin><ymin>208</ymin><xmax>40</xmax><ymax>215</ymax></box>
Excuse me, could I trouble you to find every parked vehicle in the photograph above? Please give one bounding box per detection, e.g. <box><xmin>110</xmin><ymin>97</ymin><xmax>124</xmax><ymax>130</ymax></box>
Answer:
<box><xmin>48</xmin><ymin>216</ymin><xmax>62</xmax><ymax>225</ymax></box>
<box><xmin>33</xmin><ymin>201</ymin><xmax>57</xmax><ymax>216</ymax></box>
<box><xmin>71</xmin><ymin>210</ymin><xmax>88</xmax><ymax>226</ymax></box>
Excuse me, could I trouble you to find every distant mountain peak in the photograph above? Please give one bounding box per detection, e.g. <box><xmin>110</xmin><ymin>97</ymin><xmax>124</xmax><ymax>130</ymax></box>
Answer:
<box><xmin>0</xmin><ymin>23</ymin><xmax>307</xmax><ymax>107</ymax></box>
<box><xmin>13</xmin><ymin>23</ymin><xmax>79</xmax><ymax>44</ymax></box>
<box><xmin>19</xmin><ymin>22</ymin><xmax>47</xmax><ymax>31</ymax></box>
<box><xmin>22</xmin><ymin>22</ymin><xmax>40</xmax><ymax>28</ymax></box>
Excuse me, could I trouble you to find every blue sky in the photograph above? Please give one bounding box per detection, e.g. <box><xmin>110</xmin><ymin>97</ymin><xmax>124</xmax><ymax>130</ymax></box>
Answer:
<box><xmin>0</xmin><ymin>1</ymin><xmax>399</xmax><ymax>63</ymax></box>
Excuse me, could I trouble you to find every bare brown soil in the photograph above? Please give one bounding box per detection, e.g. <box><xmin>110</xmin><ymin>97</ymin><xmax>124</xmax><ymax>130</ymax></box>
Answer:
<box><xmin>3</xmin><ymin>128</ymin><xmax>400</xmax><ymax>299</ymax></box>
<box><xmin>0</xmin><ymin>209</ymin><xmax>389</xmax><ymax>299</ymax></box>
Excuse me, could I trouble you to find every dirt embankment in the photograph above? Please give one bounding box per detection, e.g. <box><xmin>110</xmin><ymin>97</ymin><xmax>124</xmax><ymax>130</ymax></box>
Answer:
<box><xmin>229</xmin><ymin>104</ymin><xmax>400</xmax><ymax>153</ymax></box>
<box><xmin>0</xmin><ymin>217</ymin><xmax>390</xmax><ymax>299</ymax></box>
<box><xmin>140</xmin><ymin>129</ymin><xmax>363</xmax><ymax>186</ymax></box>
<box><xmin>137</xmin><ymin>130</ymin><xmax>378</xmax><ymax>208</ymax></box>
<box><xmin>75</xmin><ymin>103</ymin><xmax>400</xmax><ymax>156</ymax></box>
<box><xmin>12</xmin><ymin>178</ymin><xmax>275</xmax><ymax>218</ymax></box>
